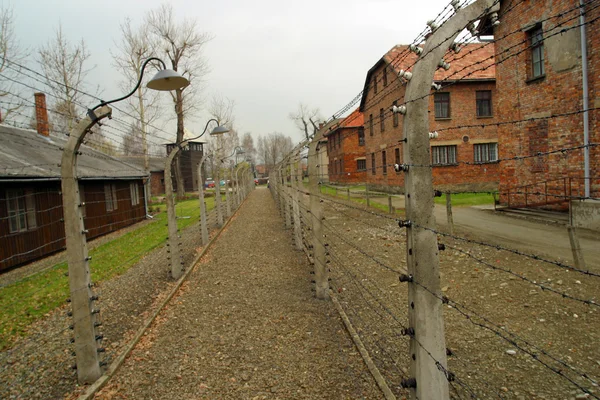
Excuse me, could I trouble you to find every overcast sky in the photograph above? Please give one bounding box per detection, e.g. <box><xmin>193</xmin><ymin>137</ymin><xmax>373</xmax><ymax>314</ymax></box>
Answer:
<box><xmin>10</xmin><ymin>0</ymin><xmax>453</xmax><ymax>145</ymax></box>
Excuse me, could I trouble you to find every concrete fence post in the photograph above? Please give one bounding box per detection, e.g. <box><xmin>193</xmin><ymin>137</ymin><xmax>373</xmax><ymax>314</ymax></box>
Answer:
<box><xmin>164</xmin><ymin>141</ymin><xmax>189</xmax><ymax>280</ymax></box>
<box><xmin>388</xmin><ymin>195</ymin><xmax>393</xmax><ymax>214</ymax></box>
<box><xmin>61</xmin><ymin>105</ymin><xmax>111</xmax><ymax>384</ymax></box>
<box><xmin>400</xmin><ymin>2</ymin><xmax>498</xmax><ymax>398</ymax></box>
<box><xmin>309</xmin><ymin>134</ymin><xmax>329</xmax><ymax>300</ymax></box>
<box><xmin>225</xmin><ymin>166</ymin><xmax>232</xmax><ymax>217</ymax></box>
<box><xmin>285</xmin><ymin>157</ymin><xmax>292</xmax><ymax>229</ymax></box>
<box><xmin>347</xmin><ymin>188</ymin><xmax>350</xmax><ymax>201</ymax></box>
<box><xmin>445</xmin><ymin>193</ymin><xmax>454</xmax><ymax>235</ymax></box>
<box><xmin>293</xmin><ymin>147</ymin><xmax>305</xmax><ymax>251</ymax></box>
<box><xmin>215</xmin><ymin>166</ymin><xmax>223</xmax><ymax>226</ymax></box>
<box><xmin>198</xmin><ymin>155</ymin><xmax>209</xmax><ymax>246</ymax></box>
<box><xmin>366</xmin><ymin>188</ymin><xmax>370</xmax><ymax>207</ymax></box>
<box><xmin>567</xmin><ymin>225</ymin><xmax>586</xmax><ymax>269</ymax></box>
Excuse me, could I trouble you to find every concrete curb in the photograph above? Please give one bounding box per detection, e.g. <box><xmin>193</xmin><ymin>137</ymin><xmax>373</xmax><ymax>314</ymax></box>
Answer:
<box><xmin>77</xmin><ymin>194</ymin><xmax>250</xmax><ymax>400</ymax></box>
<box><xmin>330</xmin><ymin>293</ymin><xmax>397</xmax><ymax>400</ymax></box>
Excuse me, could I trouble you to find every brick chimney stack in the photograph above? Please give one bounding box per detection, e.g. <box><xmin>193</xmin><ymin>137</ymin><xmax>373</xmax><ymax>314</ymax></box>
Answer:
<box><xmin>34</xmin><ymin>92</ymin><xmax>50</xmax><ymax>136</ymax></box>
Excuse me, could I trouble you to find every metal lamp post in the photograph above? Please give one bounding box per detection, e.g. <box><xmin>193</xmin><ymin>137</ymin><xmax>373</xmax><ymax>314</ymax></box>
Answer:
<box><xmin>61</xmin><ymin>57</ymin><xmax>189</xmax><ymax>384</ymax></box>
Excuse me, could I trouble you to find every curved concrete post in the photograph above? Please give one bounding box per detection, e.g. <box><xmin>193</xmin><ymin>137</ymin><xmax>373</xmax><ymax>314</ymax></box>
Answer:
<box><xmin>293</xmin><ymin>146</ymin><xmax>305</xmax><ymax>251</ymax></box>
<box><xmin>215</xmin><ymin>166</ymin><xmax>223</xmax><ymax>226</ymax></box>
<box><xmin>197</xmin><ymin>154</ymin><xmax>210</xmax><ymax>246</ymax></box>
<box><xmin>401</xmin><ymin>2</ymin><xmax>497</xmax><ymax>399</ymax></box>
<box><xmin>284</xmin><ymin>156</ymin><xmax>292</xmax><ymax>229</ymax></box>
<box><xmin>308</xmin><ymin>132</ymin><xmax>329</xmax><ymax>300</ymax></box>
<box><xmin>224</xmin><ymin>165</ymin><xmax>232</xmax><ymax>218</ymax></box>
<box><xmin>61</xmin><ymin>105</ymin><xmax>112</xmax><ymax>383</ymax></box>
<box><xmin>165</xmin><ymin>140</ymin><xmax>189</xmax><ymax>280</ymax></box>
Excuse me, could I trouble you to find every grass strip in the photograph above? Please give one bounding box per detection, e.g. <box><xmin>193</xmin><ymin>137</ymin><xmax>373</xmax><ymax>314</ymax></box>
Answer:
<box><xmin>0</xmin><ymin>197</ymin><xmax>216</xmax><ymax>350</ymax></box>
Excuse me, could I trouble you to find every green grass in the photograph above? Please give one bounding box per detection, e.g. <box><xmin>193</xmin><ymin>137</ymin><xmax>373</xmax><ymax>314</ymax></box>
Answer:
<box><xmin>433</xmin><ymin>192</ymin><xmax>496</xmax><ymax>206</ymax></box>
<box><xmin>319</xmin><ymin>185</ymin><xmax>405</xmax><ymax>216</ymax></box>
<box><xmin>0</xmin><ymin>197</ymin><xmax>218</xmax><ymax>351</ymax></box>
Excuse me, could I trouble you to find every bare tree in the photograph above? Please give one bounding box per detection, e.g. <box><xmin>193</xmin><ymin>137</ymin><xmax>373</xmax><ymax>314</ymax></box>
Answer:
<box><xmin>241</xmin><ymin>132</ymin><xmax>256</xmax><ymax>164</ymax></box>
<box><xmin>38</xmin><ymin>24</ymin><xmax>93</xmax><ymax>135</ymax></box>
<box><xmin>146</xmin><ymin>3</ymin><xmax>212</xmax><ymax>197</ymax></box>
<box><xmin>289</xmin><ymin>103</ymin><xmax>322</xmax><ymax>141</ymax></box>
<box><xmin>207</xmin><ymin>94</ymin><xmax>238</xmax><ymax>169</ymax></box>
<box><xmin>86</xmin><ymin>125</ymin><xmax>119</xmax><ymax>156</ymax></box>
<box><xmin>122</xmin><ymin>121</ymin><xmax>144</xmax><ymax>155</ymax></box>
<box><xmin>112</xmin><ymin>17</ymin><xmax>161</xmax><ymax>200</ymax></box>
<box><xmin>257</xmin><ymin>132</ymin><xmax>293</xmax><ymax>174</ymax></box>
<box><xmin>0</xmin><ymin>5</ymin><xmax>28</xmax><ymax>122</ymax></box>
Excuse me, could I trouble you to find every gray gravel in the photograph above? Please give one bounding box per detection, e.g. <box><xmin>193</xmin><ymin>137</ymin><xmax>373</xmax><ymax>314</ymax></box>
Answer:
<box><xmin>94</xmin><ymin>187</ymin><xmax>381</xmax><ymax>399</ymax></box>
<box><xmin>0</xmin><ymin>207</ymin><xmax>220</xmax><ymax>399</ymax></box>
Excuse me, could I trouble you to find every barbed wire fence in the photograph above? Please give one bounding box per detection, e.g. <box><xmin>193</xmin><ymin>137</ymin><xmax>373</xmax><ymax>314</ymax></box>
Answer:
<box><xmin>269</xmin><ymin>0</ymin><xmax>599</xmax><ymax>399</ymax></box>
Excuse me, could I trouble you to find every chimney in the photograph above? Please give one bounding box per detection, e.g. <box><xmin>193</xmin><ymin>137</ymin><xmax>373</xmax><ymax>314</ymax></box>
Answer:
<box><xmin>34</xmin><ymin>93</ymin><xmax>50</xmax><ymax>136</ymax></box>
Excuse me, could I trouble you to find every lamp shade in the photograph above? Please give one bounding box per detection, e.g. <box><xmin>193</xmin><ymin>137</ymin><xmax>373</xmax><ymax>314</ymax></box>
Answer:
<box><xmin>210</xmin><ymin>125</ymin><xmax>230</xmax><ymax>135</ymax></box>
<box><xmin>147</xmin><ymin>69</ymin><xmax>190</xmax><ymax>91</ymax></box>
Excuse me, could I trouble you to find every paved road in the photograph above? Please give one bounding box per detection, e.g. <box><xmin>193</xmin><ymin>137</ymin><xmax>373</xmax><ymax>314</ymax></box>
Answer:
<box><xmin>95</xmin><ymin>187</ymin><xmax>381</xmax><ymax>399</ymax></box>
<box><xmin>366</xmin><ymin>193</ymin><xmax>600</xmax><ymax>272</ymax></box>
<box><xmin>433</xmin><ymin>205</ymin><xmax>600</xmax><ymax>272</ymax></box>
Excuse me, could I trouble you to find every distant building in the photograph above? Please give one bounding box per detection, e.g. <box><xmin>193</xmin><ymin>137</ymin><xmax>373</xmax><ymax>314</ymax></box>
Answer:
<box><xmin>360</xmin><ymin>43</ymin><xmax>500</xmax><ymax>193</ymax></box>
<box><xmin>324</xmin><ymin>108</ymin><xmax>367</xmax><ymax>185</ymax></box>
<box><xmin>0</xmin><ymin>95</ymin><xmax>147</xmax><ymax>271</ymax></box>
<box><xmin>479</xmin><ymin>1</ymin><xmax>599</xmax><ymax>209</ymax></box>
<box><xmin>165</xmin><ymin>141</ymin><xmax>206</xmax><ymax>192</ymax></box>
<box><xmin>116</xmin><ymin>156</ymin><xmax>167</xmax><ymax>196</ymax></box>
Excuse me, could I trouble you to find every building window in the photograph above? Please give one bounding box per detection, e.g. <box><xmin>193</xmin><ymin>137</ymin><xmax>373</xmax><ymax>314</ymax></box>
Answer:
<box><xmin>374</xmin><ymin>75</ymin><xmax>378</xmax><ymax>94</ymax></box>
<box><xmin>358</xmin><ymin>127</ymin><xmax>365</xmax><ymax>146</ymax></box>
<box><xmin>6</xmin><ymin>189</ymin><xmax>36</xmax><ymax>233</ymax></box>
<box><xmin>476</xmin><ymin>91</ymin><xmax>492</xmax><ymax>117</ymax></box>
<box><xmin>434</xmin><ymin>92</ymin><xmax>450</xmax><ymax>119</ymax></box>
<box><xmin>392</xmin><ymin>100</ymin><xmax>399</xmax><ymax>127</ymax></box>
<box><xmin>369</xmin><ymin>114</ymin><xmax>373</xmax><ymax>136</ymax></box>
<box><xmin>371</xmin><ymin>153</ymin><xmax>376</xmax><ymax>175</ymax></box>
<box><xmin>383</xmin><ymin>68</ymin><xmax>388</xmax><ymax>87</ymax></box>
<box><xmin>382</xmin><ymin>151</ymin><xmax>387</xmax><ymax>175</ymax></box>
<box><xmin>529</xmin><ymin>25</ymin><xmax>545</xmax><ymax>79</ymax></box>
<box><xmin>130</xmin><ymin>182</ymin><xmax>140</xmax><ymax>206</ymax></box>
<box><xmin>432</xmin><ymin>145</ymin><xmax>457</xmax><ymax>165</ymax></box>
<box><xmin>474</xmin><ymin>143</ymin><xmax>498</xmax><ymax>163</ymax></box>
<box><xmin>357</xmin><ymin>159</ymin><xmax>366</xmax><ymax>171</ymax></box>
<box><xmin>104</xmin><ymin>183</ymin><xmax>118</xmax><ymax>212</ymax></box>
<box><xmin>380</xmin><ymin>108</ymin><xmax>385</xmax><ymax>133</ymax></box>
<box><xmin>395</xmin><ymin>148</ymin><xmax>401</xmax><ymax>171</ymax></box>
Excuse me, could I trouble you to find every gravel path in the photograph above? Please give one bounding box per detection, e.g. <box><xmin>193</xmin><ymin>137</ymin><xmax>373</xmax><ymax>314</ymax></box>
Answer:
<box><xmin>95</xmin><ymin>187</ymin><xmax>381</xmax><ymax>399</ymax></box>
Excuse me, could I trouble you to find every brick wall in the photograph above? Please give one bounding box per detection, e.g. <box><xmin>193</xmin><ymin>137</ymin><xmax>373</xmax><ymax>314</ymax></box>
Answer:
<box><xmin>494</xmin><ymin>0</ymin><xmax>600</xmax><ymax>206</ymax></box>
<box><xmin>361</xmin><ymin>60</ymin><xmax>500</xmax><ymax>193</ymax></box>
<box><xmin>327</xmin><ymin>126</ymin><xmax>367</xmax><ymax>185</ymax></box>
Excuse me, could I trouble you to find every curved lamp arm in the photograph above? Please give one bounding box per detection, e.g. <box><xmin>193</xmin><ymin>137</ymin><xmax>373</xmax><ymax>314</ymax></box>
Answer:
<box><xmin>90</xmin><ymin>57</ymin><xmax>167</xmax><ymax>112</ymax></box>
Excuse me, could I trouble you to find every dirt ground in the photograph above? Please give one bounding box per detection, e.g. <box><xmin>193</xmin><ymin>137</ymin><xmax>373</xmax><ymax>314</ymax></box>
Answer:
<box><xmin>316</xmin><ymin>194</ymin><xmax>600</xmax><ymax>399</ymax></box>
<box><xmin>94</xmin><ymin>187</ymin><xmax>381</xmax><ymax>399</ymax></box>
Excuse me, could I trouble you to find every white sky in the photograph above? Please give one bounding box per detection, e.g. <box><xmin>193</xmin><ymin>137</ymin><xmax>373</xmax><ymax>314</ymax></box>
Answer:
<box><xmin>10</xmin><ymin>0</ymin><xmax>454</xmax><ymax>145</ymax></box>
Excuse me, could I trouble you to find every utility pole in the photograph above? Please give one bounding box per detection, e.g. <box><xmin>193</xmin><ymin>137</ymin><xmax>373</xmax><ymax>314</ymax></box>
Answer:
<box><xmin>197</xmin><ymin>155</ymin><xmax>209</xmax><ymax>246</ymax></box>
<box><xmin>399</xmin><ymin>1</ymin><xmax>497</xmax><ymax>399</ymax></box>
<box><xmin>308</xmin><ymin>132</ymin><xmax>329</xmax><ymax>300</ymax></box>
<box><xmin>61</xmin><ymin>106</ymin><xmax>111</xmax><ymax>384</ymax></box>
<box><xmin>164</xmin><ymin>142</ymin><xmax>188</xmax><ymax>279</ymax></box>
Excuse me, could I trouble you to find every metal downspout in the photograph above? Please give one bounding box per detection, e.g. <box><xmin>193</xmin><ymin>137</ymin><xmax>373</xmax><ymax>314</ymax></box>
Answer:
<box><xmin>580</xmin><ymin>0</ymin><xmax>590</xmax><ymax>198</ymax></box>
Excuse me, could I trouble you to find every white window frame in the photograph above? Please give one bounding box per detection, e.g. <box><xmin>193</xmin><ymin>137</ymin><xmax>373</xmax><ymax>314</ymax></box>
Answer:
<box><xmin>6</xmin><ymin>188</ymin><xmax>36</xmax><ymax>233</ymax></box>
<box><xmin>130</xmin><ymin>182</ymin><xmax>140</xmax><ymax>206</ymax></box>
<box><xmin>474</xmin><ymin>143</ymin><xmax>498</xmax><ymax>163</ymax></box>
<box><xmin>104</xmin><ymin>183</ymin><xmax>118</xmax><ymax>212</ymax></box>
<box><xmin>431</xmin><ymin>145</ymin><xmax>457</xmax><ymax>166</ymax></box>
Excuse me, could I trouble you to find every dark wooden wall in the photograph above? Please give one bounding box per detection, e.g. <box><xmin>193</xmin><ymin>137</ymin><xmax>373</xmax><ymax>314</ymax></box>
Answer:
<box><xmin>0</xmin><ymin>179</ymin><xmax>146</xmax><ymax>272</ymax></box>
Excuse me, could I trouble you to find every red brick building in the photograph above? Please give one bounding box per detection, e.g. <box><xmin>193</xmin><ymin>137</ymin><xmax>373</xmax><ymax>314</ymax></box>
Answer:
<box><xmin>325</xmin><ymin>108</ymin><xmax>367</xmax><ymax>185</ymax></box>
<box><xmin>359</xmin><ymin>43</ymin><xmax>500</xmax><ymax>193</ymax></box>
<box><xmin>479</xmin><ymin>1</ymin><xmax>599</xmax><ymax>208</ymax></box>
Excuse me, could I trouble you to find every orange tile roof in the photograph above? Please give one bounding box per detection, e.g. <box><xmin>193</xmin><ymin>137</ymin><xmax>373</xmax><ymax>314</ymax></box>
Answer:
<box><xmin>383</xmin><ymin>42</ymin><xmax>495</xmax><ymax>81</ymax></box>
<box><xmin>339</xmin><ymin>108</ymin><xmax>364</xmax><ymax>128</ymax></box>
